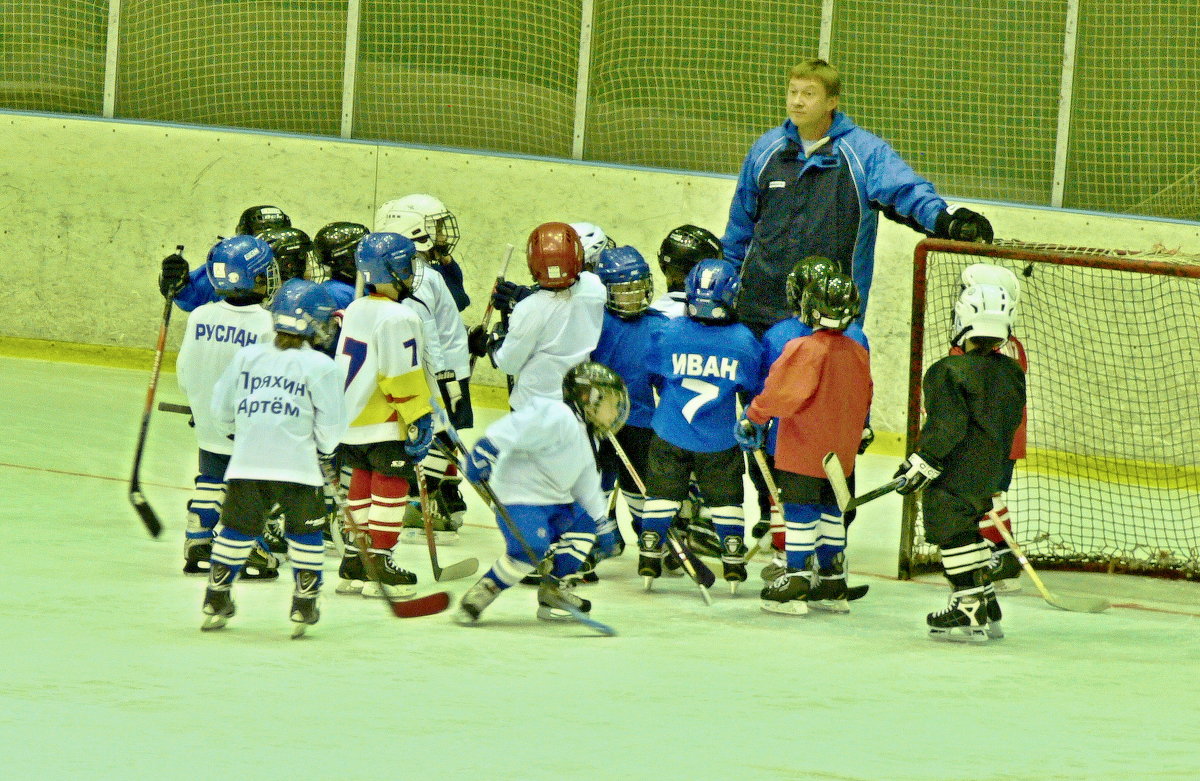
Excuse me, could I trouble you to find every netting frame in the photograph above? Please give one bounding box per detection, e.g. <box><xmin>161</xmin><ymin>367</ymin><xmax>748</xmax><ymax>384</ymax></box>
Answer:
<box><xmin>899</xmin><ymin>238</ymin><xmax>1200</xmax><ymax>581</ymax></box>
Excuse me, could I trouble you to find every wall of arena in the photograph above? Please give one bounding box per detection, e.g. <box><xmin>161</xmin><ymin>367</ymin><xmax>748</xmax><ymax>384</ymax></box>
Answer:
<box><xmin>3</xmin><ymin>111</ymin><xmax>1198</xmax><ymax>436</ymax></box>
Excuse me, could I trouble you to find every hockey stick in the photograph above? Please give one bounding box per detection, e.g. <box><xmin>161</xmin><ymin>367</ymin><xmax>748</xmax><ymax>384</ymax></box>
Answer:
<box><xmin>323</xmin><ymin>469</ymin><xmax>450</xmax><ymax>618</ymax></box>
<box><xmin>415</xmin><ymin>462</ymin><xmax>478</xmax><ymax>582</ymax></box>
<box><xmin>986</xmin><ymin>518</ymin><xmax>1110</xmax><ymax>613</ymax></box>
<box><xmin>742</xmin><ymin>449</ymin><xmax>782</xmax><ymax>565</ymax></box>
<box><xmin>129</xmin><ymin>250</ymin><xmax>186</xmax><ymax>538</ymax></box>
<box><xmin>822</xmin><ymin>451</ymin><xmax>906</xmax><ymax>513</ymax></box>
<box><xmin>606</xmin><ymin>433</ymin><xmax>715</xmax><ymax>604</ymax></box>
<box><xmin>468</xmin><ymin>243</ymin><xmax>515</xmax><ymax>373</ymax></box>
<box><xmin>436</xmin><ymin>431</ymin><xmax>615</xmax><ymax>636</ymax></box>
<box><xmin>157</xmin><ymin>401</ymin><xmax>193</xmax><ymax>415</ymax></box>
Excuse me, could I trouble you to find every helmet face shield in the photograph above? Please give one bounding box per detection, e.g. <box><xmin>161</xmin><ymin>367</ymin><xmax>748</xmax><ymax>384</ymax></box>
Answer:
<box><xmin>586</xmin><ymin>385</ymin><xmax>630</xmax><ymax>437</ymax></box>
<box><xmin>562</xmin><ymin>361</ymin><xmax>629</xmax><ymax>437</ymax></box>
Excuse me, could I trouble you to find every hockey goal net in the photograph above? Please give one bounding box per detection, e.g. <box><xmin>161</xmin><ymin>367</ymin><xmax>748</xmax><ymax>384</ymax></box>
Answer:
<box><xmin>899</xmin><ymin>238</ymin><xmax>1200</xmax><ymax>581</ymax></box>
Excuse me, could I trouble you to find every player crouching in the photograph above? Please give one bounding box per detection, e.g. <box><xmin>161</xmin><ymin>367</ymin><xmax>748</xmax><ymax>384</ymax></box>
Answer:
<box><xmin>200</xmin><ymin>278</ymin><xmax>347</xmax><ymax>636</ymax></box>
<box><xmin>454</xmin><ymin>362</ymin><xmax>626</xmax><ymax>625</ymax></box>
<box><xmin>899</xmin><ymin>282</ymin><xmax>1024</xmax><ymax>642</ymax></box>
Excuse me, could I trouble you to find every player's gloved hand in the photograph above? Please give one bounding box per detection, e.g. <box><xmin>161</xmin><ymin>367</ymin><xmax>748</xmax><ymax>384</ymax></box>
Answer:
<box><xmin>159</xmin><ymin>252</ymin><xmax>191</xmax><ymax>298</ymax></box>
<box><xmin>435</xmin><ymin>370</ymin><xmax>462</xmax><ymax>414</ymax></box>
<box><xmin>594</xmin><ymin>515</ymin><xmax>618</xmax><ymax>560</ymax></box>
<box><xmin>404</xmin><ymin>415</ymin><xmax>435</xmax><ymax>460</ymax></box>
<box><xmin>491</xmin><ymin>280</ymin><xmax>534</xmax><ymax>314</ymax></box>
<box><xmin>734</xmin><ymin>412</ymin><xmax>767</xmax><ymax>452</ymax></box>
<box><xmin>467</xmin><ymin>325</ymin><xmax>491</xmax><ymax>358</ymax></box>
<box><xmin>935</xmin><ymin>205</ymin><xmax>994</xmax><ymax>243</ymax></box>
<box><xmin>894</xmin><ymin>453</ymin><xmax>942</xmax><ymax>495</ymax></box>
<box><xmin>464</xmin><ymin>437</ymin><xmax>500</xmax><ymax>483</ymax></box>
<box><xmin>858</xmin><ymin>426</ymin><xmax>875</xmax><ymax>455</ymax></box>
<box><xmin>318</xmin><ymin>452</ymin><xmax>343</xmax><ymax>510</ymax></box>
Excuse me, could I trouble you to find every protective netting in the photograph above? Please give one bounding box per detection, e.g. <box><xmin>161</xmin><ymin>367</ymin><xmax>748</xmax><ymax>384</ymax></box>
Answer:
<box><xmin>901</xmin><ymin>239</ymin><xmax>1200</xmax><ymax>581</ymax></box>
<box><xmin>0</xmin><ymin>0</ymin><xmax>107</xmax><ymax>114</ymax></box>
<box><xmin>115</xmin><ymin>0</ymin><xmax>345</xmax><ymax>135</ymax></box>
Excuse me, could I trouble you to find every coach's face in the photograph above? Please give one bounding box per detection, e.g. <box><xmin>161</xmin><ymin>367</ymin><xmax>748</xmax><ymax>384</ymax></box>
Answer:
<box><xmin>787</xmin><ymin>77</ymin><xmax>837</xmax><ymax>139</ymax></box>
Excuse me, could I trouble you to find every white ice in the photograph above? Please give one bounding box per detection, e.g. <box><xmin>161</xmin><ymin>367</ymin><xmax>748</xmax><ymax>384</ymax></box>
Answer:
<box><xmin>1</xmin><ymin>356</ymin><xmax>1198</xmax><ymax>780</ymax></box>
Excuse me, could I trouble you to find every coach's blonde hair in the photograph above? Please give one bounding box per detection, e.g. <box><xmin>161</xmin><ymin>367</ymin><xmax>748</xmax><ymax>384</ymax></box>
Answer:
<box><xmin>787</xmin><ymin>59</ymin><xmax>841</xmax><ymax>97</ymax></box>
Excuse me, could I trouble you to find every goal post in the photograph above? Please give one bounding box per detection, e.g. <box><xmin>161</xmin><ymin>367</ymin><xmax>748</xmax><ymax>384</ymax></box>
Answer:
<box><xmin>899</xmin><ymin>238</ymin><xmax>1200</xmax><ymax>582</ymax></box>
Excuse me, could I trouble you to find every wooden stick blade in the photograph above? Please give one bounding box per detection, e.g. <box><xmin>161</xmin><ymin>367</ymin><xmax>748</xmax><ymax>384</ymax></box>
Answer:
<box><xmin>390</xmin><ymin>591</ymin><xmax>451</xmax><ymax>618</ymax></box>
<box><xmin>1047</xmin><ymin>593</ymin><xmax>1111</xmax><ymax>613</ymax></box>
<box><xmin>822</xmin><ymin>452</ymin><xmax>853</xmax><ymax>512</ymax></box>
<box><xmin>434</xmin><ymin>557</ymin><xmax>480</xmax><ymax>582</ymax></box>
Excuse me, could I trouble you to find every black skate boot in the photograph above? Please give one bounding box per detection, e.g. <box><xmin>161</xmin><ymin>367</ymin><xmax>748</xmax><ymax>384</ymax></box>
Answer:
<box><xmin>760</xmin><ymin>566</ymin><xmax>812</xmax><ymax>616</ymax></box>
<box><xmin>721</xmin><ymin>534</ymin><xmax>748</xmax><ymax>594</ymax></box>
<box><xmin>361</xmin><ymin>552</ymin><xmax>418</xmax><ymax>599</ymax></box>
<box><xmin>687</xmin><ymin>516</ymin><xmax>723</xmax><ymax>558</ymax></box>
<box><xmin>182</xmin><ymin>539</ymin><xmax>212</xmax><ymax>575</ymax></box>
<box><xmin>983</xmin><ymin>582</ymin><xmax>1004</xmax><ymax>640</ymax></box>
<box><xmin>336</xmin><ymin>551</ymin><xmax>367</xmax><ymax>594</ymax></box>
<box><xmin>454</xmin><ymin>576</ymin><xmax>502</xmax><ymax>625</ymax></box>
<box><xmin>760</xmin><ymin>550</ymin><xmax>787</xmax><ymax>582</ymax></box>
<box><xmin>986</xmin><ymin>546</ymin><xmax>1022</xmax><ymax>593</ymax></box>
<box><xmin>439</xmin><ymin>479</ymin><xmax>468</xmax><ymax>525</ymax></box>
<box><xmin>290</xmin><ymin>569</ymin><xmax>321</xmax><ymax>639</ymax></box>
<box><xmin>537</xmin><ymin>579</ymin><xmax>592</xmax><ymax>621</ymax></box>
<box><xmin>807</xmin><ymin>552</ymin><xmax>850</xmax><ymax>613</ymax></box>
<box><xmin>565</xmin><ymin>552</ymin><xmax>599</xmax><ymax>585</ymax></box>
<box><xmin>201</xmin><ymin>562</ymin><xmax>236</xmax><ymax>631</ymax></box>
<box><xmin>637</xmin><ymin>530</ymin><xmax>665</xmax><ymax>589</ymax></box>
<box><xmin>240</xmin><ymin>543</ymin><xmax>280</xmax><ymax>581</ymax></box>
<box><xmin>927</xmin><ymin>584</ymin><xmax>991</xmax><ymax>643</ymax></box>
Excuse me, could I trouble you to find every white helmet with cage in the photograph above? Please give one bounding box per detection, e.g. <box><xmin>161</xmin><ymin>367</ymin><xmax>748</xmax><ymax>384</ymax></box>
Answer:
<box><xmin>376</xmin><ymin>194</ymin><xmax>459</xmax><ymax>254</ymax></box>
<box><xmin>569</xmin><ymin>222</ymin><xmax>614</xmax><ymax>270</ymax></box>
<box><xmin>952</xmin><ymin>282</ymin><xmax>1017</xmax><ymax>346</ymax></box>
<box><xmin>961</xmin><ymin>263</ymin><xmax>1020</xmax><ymax>302</ymax></box>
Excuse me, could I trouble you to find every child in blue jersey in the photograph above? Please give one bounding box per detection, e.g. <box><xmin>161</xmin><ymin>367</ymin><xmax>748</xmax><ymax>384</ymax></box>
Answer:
<box><xmin>201</xmin><ymin>278</ymin><xmax>347</xmax><ymax>636</ymax></box>
<box><xmin>641</xmin><ymin>259</ymin><xmax>763</xmax><ymax>590</ymax></box>
<box><xmin>591</xmin><ymin>246</ymin><xmax>668</xmax><ymax>556</ymax></box>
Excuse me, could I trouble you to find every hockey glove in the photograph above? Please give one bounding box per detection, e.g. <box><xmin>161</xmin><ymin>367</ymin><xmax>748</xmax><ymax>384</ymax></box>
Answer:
<box><xmin>318</xmin><ymin>452</ymin><xmax>343</xmax><ymax>510</ymax></box>
<box><xmin>734</xmin><ymin>412</ymin><xmax>767</xmax><ymax>452</ymax></box>
<box><xmin>464</xmin><ymin>437</ymin><xmax>500</xmax><ymax>484</ymax></box>
<box><xmin>467</xmin><ymin>325</ymin><xmax>491</xmax><ymax>358</ymax></box>
<box><xmin>491</xmin><ymin>280</ymin><xmax>535</xmax><ymax>314</ymax></box>
<box><xmin>934</xmin><ymin>205</ymin><xmax>994</xmax><ymax>243</ymax></box>
<box><xmin>436</xmin><ymin>370</ymin><xmax>462</xmax><ymax>414</ymax></box>
<box><xmin>894</xmin><ymin>453</ymin><xmax>942</xmax><ymax>495</ymax></box>
<box><xmin>159</xmin><ymin>252</ymin><xmax>191</xmax><ymax>298</ymax></box>
<box><xmin>594</xmin><ymin>515</ymin><xmax>618</xmax><ymax>560</ymax></box>
<box><xmin>858</xmin><ymin>426</ymin><xmax>875</xmax><ymax>455</ymax></box>
<box><xmin>404</xmin><ymin>415</ymin><xmax>435</xmax><ymax>461</ymax></box>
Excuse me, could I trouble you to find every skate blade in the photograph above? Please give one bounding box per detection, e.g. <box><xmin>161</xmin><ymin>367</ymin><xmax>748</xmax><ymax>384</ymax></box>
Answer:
<box><xmin>928</xmin><ymin>626</ymin><xmax>991</xmax><ymax>643</ymax></box>
<box><xmin>433</xmin><ymin>531</ymin><xmax>460</xmax><ymax>545</ymax></box>
<box><xmin>399</xmin><ymin>528</ymin><xmax>425</xmax><ymax>545</ymax></box>
<box><xmin>760</xmin><ymin>600</ymin><xmax>809</xmax><ymax>616</ymax></box>
<box><xmin>239</xmin><ymin>568</ymin><xmax>279</xmax><ymax>581</ymax></box>
<box><xmin>807</xmin><ymin>598</ymin><xmax>850</xmax><ymax>614</ymax></box>
<box><xmin>290</xmin><ymin>622</ymin><xmax>309</xmax><ymax>639</ymax></box>
<box><xmin>728</xmin><ymin>580</ymin><xmax>741</xmax><ymax>596</ymax></box>
<box><xmin>641</xmin><ymin>575</ymin><xmax>655</xmax><ymax>591</ymax></box>
<box><xmin>362</xmin><ymin>582</ymin><xmax>417</xmax><ymax>599</ymax></box>
<box><xmin>335</xmin><ymin>579</ymin><xmax>365</xmax><ymax>595</ymax></box>
<box><xmin>452</xmin><ymin>608</ymin><xmax>481</xmax><ymax>626</ymax></box>
<box><xmin>200</xmin><ymin>614</ymin><xmax>229</xmax><ymax>631</ymax></box>
<box><xmin>986</xmin><ymin>621</ymin><xmax>1005</xmax><ymax>640</ymax></box>
<box><xmin>182</xmin><ymin>561</ymin><xmax>211</xmax><ymax>575</ymax></box>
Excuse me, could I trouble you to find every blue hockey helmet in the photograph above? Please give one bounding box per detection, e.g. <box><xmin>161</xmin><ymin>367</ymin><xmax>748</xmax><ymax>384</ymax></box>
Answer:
<box><xmin>595</xmin><ymin>245</ymin><xmax>654</xmax><ymax>317</ymax></box>
<box><xmin>206</xmin><ymin>235</ymin><xmax>280</xmax><ymax>298</ymax></box>
<box><xmin>685</xmin><ymin>258</ymin><xmax>740</xmax><ymax>322</ymax></box>
<box><xmin>271</xmin><ymin>278</ymin><xmax>338</xmax><ymax>341</ymax></box>
<box><xmin>355</xmin><ymin>232</ymin><xmax>420</xmax><ymax>290</ymax></box>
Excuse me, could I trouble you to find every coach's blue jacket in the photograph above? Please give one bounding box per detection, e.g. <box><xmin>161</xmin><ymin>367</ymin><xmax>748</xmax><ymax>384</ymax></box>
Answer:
<box><xmin>722</xmin><ymin>111</ymin><xmax>948</xmax><ymax>328</ymax></box>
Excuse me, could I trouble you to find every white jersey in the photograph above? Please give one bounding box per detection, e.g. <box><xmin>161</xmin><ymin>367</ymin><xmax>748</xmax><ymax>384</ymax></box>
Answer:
<box><xmin>493</xmin><ymin>271</ymin><xmax>605</xmax><ymax>409</ymax></box>
<box><xmin>414</xmin><ymin>262</ymin><xmax>471</xmax><ymax>378</ymax></box>
<box><xmin>650</xmin><ymin>290</ymin><xmax>687</xmax><ymax>319</ymax></box>
<box><xmin>485</xmin><ymin>396</ymin><xmax>605</xmax><ymax>520</ymax></box>
<box><xmin>176</xmin><ymin>300</ymin><xmax>275</xmax><ymax>455</ymax></box>
<box><xmin>336</xmin><ymin>293</ymin><xmax>436</xmax><ymax>445</ymax></box>
<box><xmin>211</xmin><ymin>342</ymin><xmax>347</xmax><ymax>486</ymax></box>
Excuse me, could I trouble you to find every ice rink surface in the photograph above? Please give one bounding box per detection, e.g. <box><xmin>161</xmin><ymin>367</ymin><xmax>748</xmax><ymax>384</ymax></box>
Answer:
<box><xmin>2</xmin><ymin>355</ymin><xmax>1198</xmax><ymax>780</ymax></box>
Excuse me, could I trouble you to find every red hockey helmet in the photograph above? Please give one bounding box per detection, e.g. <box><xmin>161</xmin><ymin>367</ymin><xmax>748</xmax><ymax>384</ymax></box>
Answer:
<box><xmin>526</xmin><ymin>222</ymin><xmax>584</xmax><ymax>289</ymax></box>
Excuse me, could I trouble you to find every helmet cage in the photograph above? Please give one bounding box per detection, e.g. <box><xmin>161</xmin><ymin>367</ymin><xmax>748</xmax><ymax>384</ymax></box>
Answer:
<box><xmin>952</xmin><ymin>283</ymin><xmax>1016</xmax><ymax>347</ymax></box>
<box><xmin>207</xmin><ymin>235</ymin><xmax>281</xmax><ymax>302</ymax></box>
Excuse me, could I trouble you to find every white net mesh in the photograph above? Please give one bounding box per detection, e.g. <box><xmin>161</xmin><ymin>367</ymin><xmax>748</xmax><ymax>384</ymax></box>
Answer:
<box><xmin>0</xmin><ymin>0</ymin><xmax>106</xmax><ymax>114</ymax></box>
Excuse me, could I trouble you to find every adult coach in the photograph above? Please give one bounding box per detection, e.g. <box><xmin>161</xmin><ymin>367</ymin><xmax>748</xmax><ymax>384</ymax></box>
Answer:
<box><xmin>722</xmin><ymin>59</ymin><xmax>993</xmax><ymax>337</ymax></box>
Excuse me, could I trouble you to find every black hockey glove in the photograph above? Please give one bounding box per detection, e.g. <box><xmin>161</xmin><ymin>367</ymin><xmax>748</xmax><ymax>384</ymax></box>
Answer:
<box><xmin>894</xmin><ymin>453</ymin><xmax>942</xmax><ymax>495</ymax></box>
<box><xmin>467</xmin><ymin>325</ymin><xmax>491</xmax><ymax>358</ymax></box>
<box><xmin>159</xmin><ymin>253</ymin><xmax>191</xmax><ymax>299</ymax></box>
<box><xmin>491</xmin><ymin>280</ymin><xmax>535</xmax><ymax>314</ymax></box>
<box><xmin>858</xmin><ymin>426</ymin><xmax>875</xmax><ymax>455</ymax></box>
<box><xmin>934</xmin><ymin>205</ymin><xmax>994</xmax><ymax>243</ymax></box>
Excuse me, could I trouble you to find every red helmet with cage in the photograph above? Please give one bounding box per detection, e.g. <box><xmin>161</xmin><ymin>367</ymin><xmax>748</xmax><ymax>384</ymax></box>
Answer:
<box><xmin>526</xmin><ymin>222</ymin><xmax>584</xmax><ymax>289</ymax></box>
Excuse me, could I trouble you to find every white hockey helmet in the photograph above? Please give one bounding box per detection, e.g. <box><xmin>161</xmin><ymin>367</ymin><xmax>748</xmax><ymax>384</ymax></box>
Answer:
<box><xmin>961</xmin><ymin>263</ymin><xmax>1020</xmax><ymax>303</ymax></box>
<box><xmin>952</xmin><ymin>282</ymin><xmax>1016</xmax><ymax>347</ymax></box>
<box><xmin>376</xmin><ymin>193</ymin><xmax>459</xmax><ymax>254</ymax></box>
<box><xmin>570</xmin><ymin>222</ymin><xmax>614</xmax><ymax>270</ymax></box>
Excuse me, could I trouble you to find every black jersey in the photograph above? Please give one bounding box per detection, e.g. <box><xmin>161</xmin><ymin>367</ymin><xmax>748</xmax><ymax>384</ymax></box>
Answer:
<box><xmin>918</xmin><ymin>351</ymin><xmax>1026</xmax><ymax>501</ymax></box>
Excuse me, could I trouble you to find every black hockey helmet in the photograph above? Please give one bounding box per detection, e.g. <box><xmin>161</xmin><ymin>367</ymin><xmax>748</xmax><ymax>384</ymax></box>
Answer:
<box><xmin>562</xmin><ymin>361</ymin><xmax>630</xmax><ymax>437</ymax></box>
<box><xmin>256</xmin><ymin>226</ymin><xmax>313</xmax><ymax>282</ymax></box>
<box><xmin>658</xmin><ymin>224</ymin><xmax>723</xmax><ymax>275</ymax></box>
<box><xmin>800</xmin><ymin>271</ymin><xmax>860</xmax><ymax>330</ymax></box>
<box><xmin>786</xmin><ymin>255</ymin><xmax>840</xmax><ymax>312</ymax></box>
<box><xmin>236</xmin><ymin>205</ymin><xmax>291</xmax><ymax>236</ymax></box>
<box><xmin>314</xmin><ymin>221</ymin><xmax>370</xmax><ymax>283</ymax></box>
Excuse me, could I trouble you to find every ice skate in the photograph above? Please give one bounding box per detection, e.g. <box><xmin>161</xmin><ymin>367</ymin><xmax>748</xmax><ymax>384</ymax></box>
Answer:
<box><xmin>240</xmin><ymin>544</ymin><xmax>280</xmax><ymax>581</ymax></box>
<box><xmin>721</xmin><ymin>535</ymin><xmax>748</xmax><ymax>595</ymax></box>
<box><xmin>289</xmin><ymin>570</ymin><xmax>321</xmax><ymax>639</ymax></box>
<box><xmin>454</xmin><ymin>576</ymin><xmax>502</xmax><ymax>625</ymax></box>
<box><xmin>336</xmin><ymin>551</ymin><xmax>367</xmax><ymax>594</ymax></box>
<box><xmin>536</xmin><ymin>579</ymin><xmax>592</xmax><ymax>621</ymax></box>
<box><xmin>927</xmin><ymin>585</ymin><xmax>992</xmax><ymax>643</ymax></box>
<box><xmin>686</xmin><ymin>517</ymin><xmax>723</xmax><ymax>558</ymax></box>
<box><xmin>807</xmin><ymin>552</ymin><xmax>850</xmax><ymax>613</ymax></box>
<box><xmin>637</xmin><ymin>530</ymin><xmax>664</xmax><ymax>590</ymax></box>
<box><xmin>759</xmin><ymin>550</ymin><xmax>786</xmax><ymax>582</ymax></box>
<box><xmin>986</xmin><ymin>547</ymin><xmax>1022</xmax><ymax>593</ymax></box>
<box><xmin>399</xmin><ymin>500</ymin><xmax>426</xmax><ymax>545</ymax></box>
<box><xmin>983</xmin><ymin>583</ymin><xmax>1004</xmax><ymax>640</ymax></box>
<box><xmin>439</xmin><ymin>479</ymin><xmax>468</xmax><ymax>526</ymax></box>
<box><xmin>564</xmin><ymin>553</ymin><xmax>599</xmax><ymax>585</ymax></box>
<box><xmin>200</xmin><ymin>562</ymin><xmax>236</xmax><ymax>631</ymax></box>
<box><xmin>182</xmin><ymin>539</ymin><xmax>212</xmax><ymax>575</ymax></box>
<box><xmin>360</xmin><ymin>552</ymin><xmax>418</xmax><ymax>599</ymax></box>
<box><xmin>759</xmin><ymin>567</ymin><xmax>811</xmax><ymax>615</ymax></box>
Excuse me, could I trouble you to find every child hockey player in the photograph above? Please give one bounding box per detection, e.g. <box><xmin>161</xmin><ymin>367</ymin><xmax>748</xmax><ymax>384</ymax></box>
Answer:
<box><xmin>570</xmin><ymin>222</ymin><xmax>616</xmax><ymax>271</ymax></box>
<box><xmin>313</xmin><ymin>221</ymin><xmax>369</xmax><ymax>312</ymax></box>
<box><xmin>468</xmin><ymin>222</ymin><xmax>606</xmax><ymax>410</ymax></box>
<box><xmin>738</xmin><ymin>272</ymin><xmax>871</xmax><ymax>615</ymax></box>
<box><xmin>175</xmin><ymin>235</ymin><xmax>281</xmax><ymax>578</ymax></box>
<box><xmin>896</xmin><ymin>281</ymin><xmax>1024</xmax><ymax>642</ymax></box>
<box><xmin>953</xmin><ymin>264</ymin><xmax>1028</xmax><ymax>593</ymax></box>
<box><xmin>201</xmin><ymin>277</ymin><xmax>347</xmax><ymax>636</ymax></box>
<box><xmin>376</xmin><ymin>193</ymin><xmax>470</xmax><ymax>311</ymax></box>
<box><xmin>333</xmin><ymin>232</ymin><xmax>438</xmax><ymax>599</ymax></box>
<box><xmin>454</xmin><ymin>361</ymin><xmax>628</xmax><ymax>624</ymax></box>
<box><xmin>641</xmin><ymin>258</ymin><xmax>763</xmax><ymax>591</ymax></box>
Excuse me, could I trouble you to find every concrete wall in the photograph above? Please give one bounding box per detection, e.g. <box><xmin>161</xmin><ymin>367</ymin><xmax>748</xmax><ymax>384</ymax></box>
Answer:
<box><xmin>2</xmin><ymin>111</ymin><xmax>1198</xmax><ymax>434</ymax></box>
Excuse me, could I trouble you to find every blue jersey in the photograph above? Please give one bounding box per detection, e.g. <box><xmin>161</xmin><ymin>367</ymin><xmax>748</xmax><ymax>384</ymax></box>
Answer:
<box><xmin>648</xmin><ymin>317</ymin><xmax>762</xmax><ymax>453</ymax></box>
<box><xmin>760</xmin><ymin>317</ymin><xmax>869</xmax><ymax>453</ymax></box>
<box><xmin>591</xmin><ymin>309</ymin><xmax>668</xmax><ymax>429</ymax></box>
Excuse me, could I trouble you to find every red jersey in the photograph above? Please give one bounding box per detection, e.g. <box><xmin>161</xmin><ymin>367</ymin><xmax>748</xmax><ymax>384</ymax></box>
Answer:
<box><xmin>747</xmin><ymin>329</ymin><xmax>872</xmax><ymax>479</ymax></box>
<box><xmin>950</xmin><ymin>335</ymin><xmax>1027</xmax><ymax>459</ymax></box>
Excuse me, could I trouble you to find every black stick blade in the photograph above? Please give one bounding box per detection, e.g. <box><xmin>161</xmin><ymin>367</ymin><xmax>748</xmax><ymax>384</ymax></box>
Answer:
<box><xmin>129</xmin><ymin>488</ymin><xmax>163</xmax><ymax>537</ymax></box>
